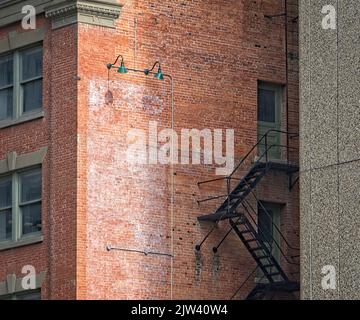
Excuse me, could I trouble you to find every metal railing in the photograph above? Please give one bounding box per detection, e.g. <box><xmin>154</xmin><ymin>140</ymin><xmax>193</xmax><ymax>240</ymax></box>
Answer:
<box><xmin>195</xmin><ymin>130</ymin><xmax>299</xmax><ymax>252</ymax></box>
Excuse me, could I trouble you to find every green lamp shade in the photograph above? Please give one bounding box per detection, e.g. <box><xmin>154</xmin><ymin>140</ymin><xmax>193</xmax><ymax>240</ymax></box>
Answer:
<box><xmin>154</xmin><ymin>66</ymin><xmax>164</xmax><ymax>80</ymax></box>
<box><xmin>118</xmin><ymin>61</ymin><xmax>128</xmax><ymax>74</ymax></box>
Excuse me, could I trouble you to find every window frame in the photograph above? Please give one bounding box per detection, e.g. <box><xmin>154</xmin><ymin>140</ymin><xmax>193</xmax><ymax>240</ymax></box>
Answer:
<box><xmin>257</xmin><ymin>82</ymin><xmax>283</xmax><ymax>127</ymax></box>
<box><xmin>0</xmin><ymin>174</ymin><xmax>12</xmax><ymax>241</ymax></box>
<box><xmin>0</xmin><ymin>166</ymin><xmax>42</xmax><ymax>248</ymax></box>
<box><xmin>0</xmin><ymin>53</ymin><xmax>14</xmax><ymax>120</ymax></box>
<box><xmin>257</xmin><ymin>82</ymin><xmax>284</xmax><ymax>160</ymax></box>
<box><xmin>0</xmin><ymin>289</ymin><xmax>41</xmax><ymax>300</ymax></box>
<box><xmin>0</xmin><ymin>43</ymin><xmax>43</xmax><ymax>128</ymax></box>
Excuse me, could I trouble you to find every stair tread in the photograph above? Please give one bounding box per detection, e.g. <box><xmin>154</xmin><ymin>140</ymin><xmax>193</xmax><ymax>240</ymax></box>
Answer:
<box><xmin>257</xmin><ymin>255</ymin><xmax>270</xmax><ymax>259</ymax></box>
<box><xmin>249</xmin><ymin>247</ymin><xmax>263</xmax><ymax>252</ymax></box>
<box><xmin>245</xmin><ymin>175</ymin><xmax>259</xmax><ymax>180</ymax></box>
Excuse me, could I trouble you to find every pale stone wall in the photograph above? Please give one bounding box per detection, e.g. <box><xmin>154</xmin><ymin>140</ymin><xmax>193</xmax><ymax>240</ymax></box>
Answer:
<box><xmin>299</xmin><ymin>0</ymin><xmax>360</xmax><ymax>299</ymax></box>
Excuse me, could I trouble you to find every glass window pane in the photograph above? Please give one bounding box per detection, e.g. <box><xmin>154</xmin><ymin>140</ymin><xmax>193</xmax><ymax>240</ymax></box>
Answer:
<box><xmin>16</xmin><ymin>290</ymin><xmax>41</xmax><ymax>300</ymax></box>
<box><xmin>258</xmin><ymin>207</ymin><xmax>273</xmax><ymax>245</ymax></box>
<box><xmin>258</xmin><ymin>88</ymin><xmax>276</xmax><ymax>122</ymax></box>
<box><xmin>21</xmin><ymin>47</ymin><xmax>43</xmax><ymax>80</ymax></box>
<box><xmin>0</xmin><ymin>54</ymin><xmax>13</xmax><ymax>87</ymax></box>
<box><xmin>0</xmin><ymin>88</ymin><xmax>13</xmax><ymax>121</ymax></box>
<box><xmin>0</xmin><ymin>209</ymin><xmax>12</xmax><ymax>241</ymax></box>
<box><xmin>21</xmin><ymin>203</ymin><xmax>41</xmax><ymax>235</ymax></box>
<box><xmin>20</xmin><ymin>170</ymin><xmax>41</xmax><ymax>202</ymax></box>
<box><xmin>22</xmin><ymin>79</ymin><xmax>42</xmax><ymax>113</ymax></box>
<box><xmin>0</xmin><ymin>290</ymin><xmax>41</xmax><ymax>300</ymax></box>
<box><xmin>0</xmin><ymin>177</ymin><xmax>11</xmax><ymax>209</ymax></box>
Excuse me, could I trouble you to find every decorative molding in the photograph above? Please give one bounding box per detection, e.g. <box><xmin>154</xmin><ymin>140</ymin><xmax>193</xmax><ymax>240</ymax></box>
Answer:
<box><xmin>6</xmin><ymin>151</ymin><xmax>17</xmax><ymax>171</ymax></box>
<box><xmin>0</xmin><ymin>0</ymin><xmax>122</xmax><ymax>29</ymax></box>
<box><xmin>0</xmin><ymin>271</ymin><xmax>46</xmax><ymax>296</ymax></box>
<box><xmin>0</xmin><ymin>0</ymin><xmax>53</xmax><ymax>28</ymax></box>
<box><xmin>44</xmin><ymin>0</ymin><xmax>122</xmax><ymax>29</ymax></box>
<box><xmin>0</xmin><ymin>147</ymin><xmax>47</xmax><ymax>175</ymax></box>
<box><xmin>6</xmin><ymin>274</ymin><xmax>16</xmax><ymax>294</ymax></box>
<box><xmin>0</xmin><ymin>27</ymin><xmax>45</xmax><ymax>54</ymax></box>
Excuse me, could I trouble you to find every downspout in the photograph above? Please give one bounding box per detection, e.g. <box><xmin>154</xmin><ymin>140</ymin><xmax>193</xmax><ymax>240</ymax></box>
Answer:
<box><xmin>284</xmin><ymin>0</ymin><xmax>290</xmax><ymax>164</ymax></box>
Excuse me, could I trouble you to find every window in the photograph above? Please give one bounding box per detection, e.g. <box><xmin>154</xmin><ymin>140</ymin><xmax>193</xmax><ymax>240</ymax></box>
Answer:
<box><xmin>0</xmin><ymin>45</ymin><xmax>43</xmax><ymax>123</ymax></box>
<box><xmin>257</xmin><ymin>201</ymin><xmax>281</xmax><ymax>262</ymax></box>
<box><xmin>0</xmin><ymin>177</ymin><xmax>11</xmax><ymax>241</ymax></box>
<box><xmin>0</xmin><ymin>289</ymin><xmax>41</xmax><ymax>300</ymax></box>
<box><xmin>0</xmin><ymin>168</ymin><xmax>42</xmax><ymax>245</ymax></box>
<box><xmin>258</xmin><ymin>88</ymin><xmax>276</xmax><ymax>123</ymax></box>
<box><xmin>257</xmin><ymin>82</ymin><xmax>283</xmax><ymax>159</ymax></box>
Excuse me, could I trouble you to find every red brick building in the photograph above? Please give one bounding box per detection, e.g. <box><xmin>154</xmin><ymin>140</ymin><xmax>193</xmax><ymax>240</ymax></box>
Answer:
<box><xmin>0</xmin><ymin>0</ymin><xmax>299</xmax><ymax>300</ymax></box>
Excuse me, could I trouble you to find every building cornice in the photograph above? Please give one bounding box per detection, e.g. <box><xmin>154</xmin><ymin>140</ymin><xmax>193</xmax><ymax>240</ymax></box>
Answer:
<box><xmin>45</xmin><ymin>0</ymin><xmax>122</xmax><ymax>29</ymax></box>
<box><xmin>0</xmin><ymin>0</ymin><xmax>122</xmax><ymax>29</ymax></box>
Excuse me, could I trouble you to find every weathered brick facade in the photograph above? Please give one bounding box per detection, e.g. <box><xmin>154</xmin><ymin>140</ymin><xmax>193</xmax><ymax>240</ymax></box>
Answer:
<box><xmin>0</xmin><ymin>0</ymin><xmax>299</xmax><ymax>300</ymax></box>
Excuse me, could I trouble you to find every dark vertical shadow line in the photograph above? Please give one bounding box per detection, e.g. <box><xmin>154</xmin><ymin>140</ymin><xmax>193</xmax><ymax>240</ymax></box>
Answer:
<box><xmin>308</xmin><ymin>0</ymin><xmax>313</xmax><ymax>300</ymax></box>
<box><xmin>336</xmin><ymin>0</ymin><xmax>341</xmax><ymax>299</ymax></box>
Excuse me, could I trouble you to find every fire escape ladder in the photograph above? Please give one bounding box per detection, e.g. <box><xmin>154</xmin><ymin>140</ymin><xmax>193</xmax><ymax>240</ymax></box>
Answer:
<box><xmin>195</xmin><ymin>129</ymin><xmax>300</xmax><ymax>299</ymax></box>
<box><xmin>198</xmin><ymin>163</ymin><xmax>269</xmax><ymax>222</ymax></box>
<box><xmin>229</xmin><ymin>218</ymin><xmax>289</xmax><ymax>284</ymax></box>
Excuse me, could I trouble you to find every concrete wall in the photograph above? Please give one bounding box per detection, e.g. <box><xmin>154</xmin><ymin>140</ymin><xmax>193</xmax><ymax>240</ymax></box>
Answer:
<box><xmin>299</xmin><ymin>0</ymin><xmax>360</xmax><ymax>299</ymax></box>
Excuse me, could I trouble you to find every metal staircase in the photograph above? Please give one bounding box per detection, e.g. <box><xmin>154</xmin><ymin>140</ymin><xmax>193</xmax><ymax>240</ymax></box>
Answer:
<box><xmin>195</xmin><ymin>130</ymin><xmax>300</xmax><ymax>300</ymax></box>
<box><xmin>230</xmin><ymin>217</ymin><xmax>289</xmax><ymax>284</ymax></box>
<box><xmin>198</xmin><ymin>162</ymin><xmax>269</xmax><ymax>222</ymax></box>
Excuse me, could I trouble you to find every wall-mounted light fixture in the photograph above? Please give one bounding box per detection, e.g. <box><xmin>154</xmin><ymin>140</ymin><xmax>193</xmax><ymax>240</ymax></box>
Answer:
<box><xmin>107</xmin><ymin>55</ymin><xmax>167</xmax><ymax>81</ymax></box>
<box><xmin>106</xmin><ymin>56</ymin><xmax>175</xmax><ymax>296</ymax></box>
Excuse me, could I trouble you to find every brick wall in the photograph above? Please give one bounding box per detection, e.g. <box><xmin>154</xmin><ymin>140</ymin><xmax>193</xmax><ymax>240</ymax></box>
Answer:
<box><xmin>0</xmin><ymin>0</ymin><xmax>299</xmax><ymax>300</ymax></box>
<box><xmin>0</xmin><ymin>16</ymin><xmax>78</xmax><ymax>299</ymax></box>
<box><xmin>77</xmin><ymin>0</ymin><xmax>299</xmax><ymax>299</ymax></box>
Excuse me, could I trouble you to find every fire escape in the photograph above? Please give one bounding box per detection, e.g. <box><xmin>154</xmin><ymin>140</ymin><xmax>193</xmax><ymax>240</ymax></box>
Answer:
<box><xmin>195</xmin><ymin>130</ymin><xmax>300</xmax><ymax>300</ymax></box>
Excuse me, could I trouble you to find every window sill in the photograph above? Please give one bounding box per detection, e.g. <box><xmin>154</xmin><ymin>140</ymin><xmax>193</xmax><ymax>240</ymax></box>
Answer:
<box><xmin>0</xmin><ymin>111</ymin><xmax>44</xmax><ymax>129</ymax></box>
<box><xmin>0</xmin><ymin>235</ymin><xmax>43</xmax><ymax>251</ymax></box>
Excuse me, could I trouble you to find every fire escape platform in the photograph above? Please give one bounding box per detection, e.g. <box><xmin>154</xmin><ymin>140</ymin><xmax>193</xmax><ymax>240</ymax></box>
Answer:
<box><xmin>195</xmin><ymin>131</ymin><xmax>300</xmax><ymax>299</ymax></box>
<box><xmin>198</xmin><ymin>211</ymin><xmax>239</xmax><ymax>222</ymax></box>
<box><xmin>197</xmin><ymin>161</ymin><xmax>298</xmax><ymax>222</ymax></box>
<box><xmin>257</xmin><ymin>160</ymin><xmax>299</xmax><ymax>173</ymax></box>
<box><xmin>246</xmin><ymin>281</ymin><xmax>300</xmax><ymax>300</ymax></box>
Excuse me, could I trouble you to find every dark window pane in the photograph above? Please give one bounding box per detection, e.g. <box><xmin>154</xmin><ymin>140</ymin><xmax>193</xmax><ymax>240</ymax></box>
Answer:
<box><xmin>22</xmin><ymin>203</ymin><xmax>41</xmax><ymax>235</ymax></box>
<box><xmin>258</xmin><ymin>207</ymin><xmax>273</xmax><ymax>245</ymax></box>
<box><xmin>0</xmin><ymin>177</ymin><xmax>11</xmax><ymax>208</ymax></box>
<box><xmin>21</xmin><ymin>47</ymin><xmax>42</xmax><ymax>80</ymax></box>
<box><xmin>0</xmin><ymin>209</ymin><xmax>12</xmax><ymax>241</ymax></box>
<box><xmin>0</xmin><ymin>55</ymin><xmax>13</xmax><ymax>87</ymax></box>
<box><xmin>0</xmin><ymin>290</ymin><xmax>41</xmax><ymax>300</ymax></box>
<box><xmin>16</xmin><ymin>290</ymin><xmax>41</xmax><ymax>300</ymax></box>
<box><xmin>0</xmin><ymin>88</ymin><xmax>13</xmax><ymax>120</ymax></box>
<box><xmin>258</xmin><ymin>88</ymin><xmax>276</xmax><ymax>122</ymax></box>
<box><xmin>20</xmin><ymin>170</ymin><xmax>41</xmax><ymax>202</ymax></box>
<box><xmin>23</xmin><ymin>79</ymin><xmax>42</xmax><ymax>113</ymax></box>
